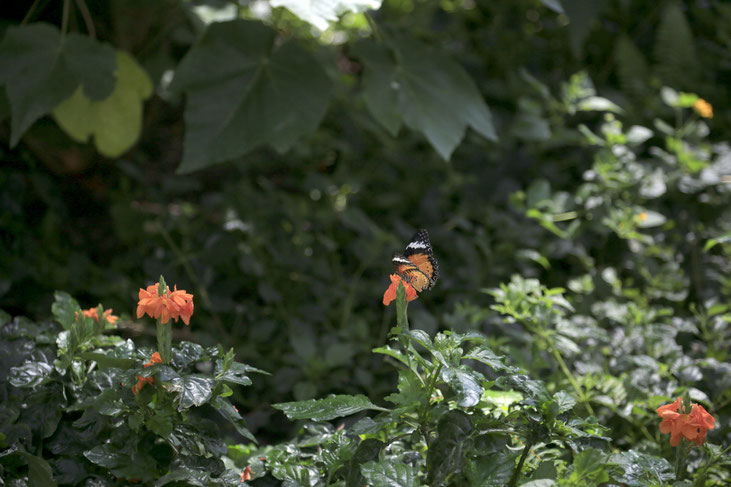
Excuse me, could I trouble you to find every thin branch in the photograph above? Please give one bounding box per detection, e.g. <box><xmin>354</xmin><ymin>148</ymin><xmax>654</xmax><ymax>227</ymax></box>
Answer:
<box><xmin>61</xmin><ymin>0</ymin><xmax>71</xmax><ymax>41</ymax></box>
<box><xmin>74</xmin><ymin>0</ymin><xmax>96</xmax><ymax>39</ymax></box>
<box><xmin>21</xmin><ymin>0</ymin><xmax>43</xmax><ymax>24</ymax></box>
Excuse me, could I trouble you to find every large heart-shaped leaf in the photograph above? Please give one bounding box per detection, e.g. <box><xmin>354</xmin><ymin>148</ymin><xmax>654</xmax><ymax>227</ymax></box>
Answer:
<box><xmin>0</xmin><ymin>23</ymin><xmax>116</xmax><ymax>146</ymax></box>
<box><xmin>53</xmin><ymin>51</ymin><xmax>152</xmax><ymax>158</ymax></box>
<box><xmin>353</xmin><ymin>32</ymin><xmax>497</xmax><ymax>160</ymax></box>
<box><xmin>171</xmin><ymin>19</ymin><xmax>332</xmax><ymax>173</ymax></box>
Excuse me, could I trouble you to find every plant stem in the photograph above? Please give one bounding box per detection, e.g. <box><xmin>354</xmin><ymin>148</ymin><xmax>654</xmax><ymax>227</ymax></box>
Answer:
<box><xmin>21</xmin><ymin>0</ymin><xmax>43</xmax><ymax>24</ymax></box>
<box><xmin>508</xmin><ymin>437</ymin><xmax>533</xmax><ymax>487</ymax></box>
<box><xmin>550</xmin><ymin>345</ymin><xmax>596</xmax><ymax>416</ymax></box>
<box><xmin>60</xmin><ymin>0</ymin><xmax>71</xmax><ymax>40</ymax></box>
<box><xmin>157</xmin><ymin>319</ymin><xmax>172</xmax><ymax>364</ymax></box>
<box><xmin>74</xmin><ymin>0</ymin><xmax>96</xmax><ymax>39</ymax></box>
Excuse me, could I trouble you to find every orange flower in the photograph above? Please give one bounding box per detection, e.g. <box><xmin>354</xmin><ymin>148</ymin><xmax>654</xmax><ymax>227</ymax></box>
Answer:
<box><xmin>136</xmin><ymin>283</ymin><xmax>194</xmax><ymax>325</ymax></box>
<box><xmin>77</xmin><ymin>307</ymin><xmax>119</xmax><ymax>325</ymax></box>
<box><xmin>693</xmin><ymin>98</ymin><xmax>713</xmax><ymax>118</ymax></box>
<box><xmin>131</xmin><ymin>352</ymin><xmax>163</xmax><ymax>394</ymax></box>
<box><xmin>383</xmin><ymin>274</ymin><xmax>418</xmax><ymax>306</ymax></box>
<box><xmin>240</xmin><ymin>465</ymin><xmax>252</xmax><ymax>482</ymax></box>
<box><xmin>657</xmin><ymin>398</ymin><xmax>716</xmax><ymax>447</ymax></box>
<box><xmin>682</xmin><ymin>404</ymin><xmax>716</xmax><ymax>446</ymax></box>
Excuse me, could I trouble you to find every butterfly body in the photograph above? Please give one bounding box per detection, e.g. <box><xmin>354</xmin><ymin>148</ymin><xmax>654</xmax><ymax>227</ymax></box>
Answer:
<box><xmin>392</xmin><ymin>229</ymin><xmax>439</xmax><ymax>292</ymax></box>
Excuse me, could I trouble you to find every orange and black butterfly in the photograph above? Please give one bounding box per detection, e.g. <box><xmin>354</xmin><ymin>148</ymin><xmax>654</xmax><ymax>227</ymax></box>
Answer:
<box><xmin>392</xmin><ymin>229</ymin><xmax>439</xmax><ymax>292</ymax></box>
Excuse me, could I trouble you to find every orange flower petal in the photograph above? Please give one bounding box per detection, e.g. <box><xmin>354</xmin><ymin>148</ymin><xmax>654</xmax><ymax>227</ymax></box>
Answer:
<box><xmin>383</xmin><ymin>274</ymin><xmax>418</xmax><ymax>306</ymax></box>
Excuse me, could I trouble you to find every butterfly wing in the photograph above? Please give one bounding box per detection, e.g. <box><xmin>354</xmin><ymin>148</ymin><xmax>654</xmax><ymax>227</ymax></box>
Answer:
<box><xmin>392</xmin><ymin>229</ymin><xmax>439</xmax><ymax>291</ymax></box>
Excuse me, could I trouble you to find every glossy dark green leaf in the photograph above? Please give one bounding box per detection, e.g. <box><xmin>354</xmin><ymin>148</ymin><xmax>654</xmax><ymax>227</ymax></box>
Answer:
<box><xmin>465</xmin><ymin>451</ymin><xmax>519</xmax><ymax>487</ymax></box>
<box><xmin>273</xmin><ymin>394</ymin><xmax>386</xmax><ymax>421</ymax></box>
<box><xmin>554</xmin><ymin>390</ymin><xmax>576</xmax><ymax>413</ymax></box>
<box><xmin>8</xmin><ymin>361</ymin><xmax>53</xmax><ymax>388</ymax></box>
<box><xmin>146</xmin><ymin>411</ymin><xmax>173</xmax><ymax>438</ymax></box>
<box><xmin>361</xmin><ymin>459</ymin><xmax>418</xmax><ymax>487</ymax></box>
<box><xmin>156</xmin><ymin>467</ymin><xmax>211</xmax><ymax>486</ymax></box>
<box><xmin>608</xmin><ymin>450</ymin><xmax>673</xmax><ymax>487</ymax></box>
<box><xmin>442</xmin><ymin>367</ymin><xmax>482</xmax><ymax>407</ymax></box>
<box><xmin>353</xmin><ymin>32</ymin><xmax>497</xmax><ymax>161</ymax></box>
<box><xmin>51</xmin><ymin>292</ymin><xmax>81</xmax><ymax>331</ymax></box>
<box><xmin>212</xmin><ymin>396</ymin><xmax>256</xmax><ymax>442</ymax></box>
<box><xmin>63</xmin><ymin>34</ymin><xmax>116</xmax><ymax>100</ymax></box>
<box><xmin>567</xmin><ymin>448</ymin><xmax>608</xmax><ymax>485</ymax></box>
<box><xmin>464</xmin><ymin>346</ymin><xmax>516</xmax><ymax>372</ymax></box>
<box><xmin>79</xmin><ymin>352</ymin><xmax>135</xmax><ymax>369</ymax></box>
<box><xmin>178</xmin><ymin>375</ymin><xmax>215</xmax><ymax>410</ymax></box>
<box><xmin>427</xmin><ymin>410</ymin><xmax>473</xmax><ymax>486</ymax></box>
<box><xmin>92</xmin><ymin>389</ymin><xmax>127</xmax><ymax>416</ymax></box>
<box><xmin>171</xmin><ymin>19</ymin><xmax>332</xmax><ymax>173</ymax></box>
<box><xmin>19</xmin><ymin>451</ymin><xmax>57</xmax><ymax>487</ymax></box>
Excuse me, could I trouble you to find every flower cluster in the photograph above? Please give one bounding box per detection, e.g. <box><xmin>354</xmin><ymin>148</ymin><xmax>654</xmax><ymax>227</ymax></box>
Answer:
<box><xmin>137</xmin><ymin>283</ymin><xmax>194</xmax><ymax>325</ymax></box>
<box><xmin>657</xmin><ymin>397</ymin><xmax>716</xmax><ymax>446</ymax></box>
<box><xmin>76</xmin><ymin>307</ymin><xmax>119</xmax><ymax>325</ymax></box>
<box><xmin>382</xmin><ymin>274</ymin><xmax>418</xmax><ymax>306</ymax></box>
<box><xmin>132</xmin><ymin>352</ymin><xmax>162</xmax><ymax>395</ymax></box>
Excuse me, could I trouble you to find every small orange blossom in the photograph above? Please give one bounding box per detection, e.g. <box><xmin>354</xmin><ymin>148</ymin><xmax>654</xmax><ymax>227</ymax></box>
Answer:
<box><xmin>131</xmin><ymin>352</ymin><xmax>163</xmax><ymax>395</ymax></box>
<box><xmin>77</xmin><ymin>307</ymin><xmax>119</xmax><ymax>325</ymax></box>
<box><xmin>657</xmin><ymin>397</ymin><xmax>715</xmax><ymax>446</ymax></box>
<box><xmin>693</xmin><ymin>98</ymin><xmax>713</xmax><ymax>118</ymax></box>
<box><xmin>383</xmin><ymin>274</ymin><xmax>418</xmax><ymax>306</ymax></box>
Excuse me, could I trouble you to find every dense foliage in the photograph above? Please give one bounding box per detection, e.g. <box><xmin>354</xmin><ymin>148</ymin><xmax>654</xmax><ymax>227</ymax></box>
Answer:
<box><xmin>1</xmin><ymin>0</ymin><xmax>729</xmax><ymax>485</ymax></box>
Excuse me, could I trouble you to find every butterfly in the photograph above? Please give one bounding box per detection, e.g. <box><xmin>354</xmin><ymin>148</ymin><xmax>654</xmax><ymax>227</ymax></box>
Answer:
<box><xmin>392</xmin><ymin>229</ymin><xmax>439</xmax><ymax>292</ymax></box>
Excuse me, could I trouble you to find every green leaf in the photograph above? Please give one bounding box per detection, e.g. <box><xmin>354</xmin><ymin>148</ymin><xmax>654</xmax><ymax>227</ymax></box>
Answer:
<box><xmin>704</xmin><ymin>231</ymin><xmax>731</xmax><ymax>252</ymax></box>
<box><xmin>466</xmin><ymin>452</ymin><xmax>519</xmax><ymax>487</ymax></box>
<box><xmin>79</xmin><ymin>352</ymin><xmax>136</xmax><ymax>369</ymax></box>
<box><xmin>272</xmin><ymin>394</ymin><xmax>386</xmax><ymax>421</ymax></box>
<box><xmin>464</xmin><ymin>346</ymin><xmax>515</xmax><ymax>372</ymax></box>
<box><xmin>541</xmin><ymin>0</ymin><xmax>564</xmax><ymax>13</ymax></box>
<box><xmin>0</xmin><ymin>24</ymin><xmax>116</xmax><ymax>146</ymax></box>
<box><xmin>53</xmin><ymin>51</ymin><xmax>153</xmax><ymax>158</ymax></box>
<box><xmin>146</xmin><ymin>411</ymin><xmax>173</xmax><ymax>437</ymax></box>
<box><xmin>8</xmin><ymin>361</ymin><xmax>53</xmax><ymax>388</ymax></box>
<box><xmin>655</xmin><ymin>2</ymin><xmax>699</xmax><ymax>89</ymax></box>
<box><xmin>178</xmin><ymin>375</ymin><xmax>215</xmax><ymax>410</ymax></box>
<box><xmin>18</xmin><ymin>452</ymin><xmax>57</xmax><ymax>487</ymax></box>
<box><xmin>171</xmin><ymin>19</ymin><xmax>332</xmax><ymax>173</ymax></box>
<box><xmin>51</xmin><ymin>291</ymin><xmax>81</xmax><ymax>331</ymax></box>
<box><xmin>92</xmin><ymin>389</ymin><xmax>127</xmax><ymax>416</ymax></box>
<box><xmin>608</xmin><ymin>450</ymin><xmax>673</xmax><ymax>487</ymax></box>
<box><xmin>614</xmin><ymin>35</ymin><xmax>650</xmax><ymax>97</ymax></box>
<box><xmin>442</xmin><ymin>367</ymin><xmax>482</xmax><ymax>407</ymax></box>
<box><xmin>339</xmin><ymin>438</ymin><xmax>384</xmax><ymax>486</ymax></box>
<box><xmin>353</xmin><ymin>32</ymin><xmax>497</xmax><ymax>161</ymax></box>
<box><xmin>361</xmin><ymin>459</ymin><xmax>418</xmax><ymax>487</ymax></box>
<box><xmin>427</xmin><ymin>410</ymin><xmax>473</xmax><ymax>486</ymax></box>
<box><xmin>562</xmin><ymin>0</ymin><xmax>609</xmax><ymax>57</ymax></box>
<box><xmin>212</xmin><ymin>396</ymin><xmax>256</xmax><ymax>442</ymax></box>
<box><xmin>568</xmin><ymin>448</ymin><xmax>608</xmax><ymax>485</ymax></box>
<box><xmin>554</xmin><ymin>390</ymin><xmax>576</xmax><ymax>413</ymax></box>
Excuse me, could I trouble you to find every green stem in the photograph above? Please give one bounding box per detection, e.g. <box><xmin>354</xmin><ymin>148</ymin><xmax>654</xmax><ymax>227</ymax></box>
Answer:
<box><xmin>157</xmin><ymin>319</ymin><xmax>172</xmax><ymax>364</ymax></box>
<box><xmin>550</xmin><ymin>344</ymin><xmax>596</xmax><ymax>417</ymax></box>
<box><xmin>21</xmin><ymin>0</ymin><xmax>43</xmax><ymax>24</ymax></box>
<box><xmin>60</xmin><ymin>0</ymin><xmax>71</xmax><ymax>40</ymax></box>
<box><xmin>508</xmin><ymin>437</ymin><xmax>533</xmax><ymax>487</ymax></box>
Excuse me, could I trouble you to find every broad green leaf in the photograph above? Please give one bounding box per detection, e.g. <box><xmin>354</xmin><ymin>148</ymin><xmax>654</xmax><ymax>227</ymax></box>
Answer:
<box><xmin>212</xmin><ymin>396</ymin><xmax>256</xmax><ymax>442</ymax></box>
<box><xmin>562</xmin><ymin>0</ymin><xmax>609</xmax><ymax>57</ymax></box>
<box><xmin>464</xmin><ymin>346</ymin><xmax>515</xmax><ymax>372</ymax></box>
<box><xmin>614</xmin><ymin>35</ymin><xmax>650</xmax><ymax>97</ymax></box>
<box><xmin>8</xmin><ymin>361</ymin><xmax>53</xmax><ymax>388</ymax></box>
<box><xmin>340</xmin><ymin>438</ymin><xmax>385</xmax><ymax>486</ymax></box>
<box><xmin>92</xmin><ymin>389</ymin><xmax>127</xmax><ymax>416</ymax></box>
<box><xmin>442</xmin><ymin>367</ymin><xmax>482</xmax><ymax>407</ymax></box>
<box><xmin>521</xmin><ymin>481</ymin><xmax>557</xmax><ymax>487</ymax></box>
<box><xmin>465</xmin><ymin>451</ymin><xmax>519</xmax><ymax>487</ymax></box>
<box><xmin>0</xmin><ymin>23</ymin><xmax>116</xmax><ymax>146</ymax></box>
<box><xmin>353</xmin><ymin>32</ymin><xmax>497</xmax><ymax>161</ymax></box>
<box><xmin>554</xmin><ymin>390</ymin><xmax>576</xmax><ymax>413</ymax></box>
<box><xmin>608</xmin><ymin>450</ymin><xmax>673</xmax><ymax>487</ymax></box>
<box><xmin>567</xmin><ymin>448</ymin><xmax>609</xmax><ymax>485</ymax></box>
<box><xmin>79</xmin><ymin>352</ymin><xmax>136</xmax><ymax>369</ymax></box>
<box><xmin>385</xmin><ymin>369</ymin><xmax>423</xmax><ymax>406</ymax></box>
<box><xmin>171</xmin><ymin>20</ymin><xmax>332</xmax><ymax>173</ymax></box>
<box><xmin>273</xmin><ymin>394</ymin><xmax>386</xmax><ymax>421</ymax></box>
<box><xmin>51</xmin><ymin>291</ymin><xmax>81</xmax><ymax>331</ymax></box>
<box><xmin>53</xmin><ymin>51</ymin><xmax>153</xmax><ymax>158</ymax></box>
<box><xmin>655</xmin><ymin>2</ymin><xmax>699</xmax><ymax>89</ymax></box>
<box><xmin>361</xmin><ymin>459</ymin><xmax>418</xmax><ymax>487</ymax></box>
<box><xmin>427</xmin><ymin>410</ymin><xmax>473</xmax><ymax>486</ymax></box>
<box><xmin>271</xmin><ymin>0</ymin><xmax>382</xmax><ymax>31</ymax></box>
<box><xmin>19</xmin><ymin>451</ymin><xmax>57</xmax><ymax>487</ymax></box>
<box><xmin>178</xmin><ymin>375</ymin><xmax>215</xmax><ymax>410</ymax></box>
<box><xmin>483</xmin><ymin>389</ymin><xmax>523</xmax><ymax>410</ymax></box>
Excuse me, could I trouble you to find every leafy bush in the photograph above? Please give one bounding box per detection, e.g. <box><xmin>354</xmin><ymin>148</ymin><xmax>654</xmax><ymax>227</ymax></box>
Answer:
<box><xmin>0</xmin><ymin>0</ymin><xmax>729</xmax><ymax>485</ymax></box>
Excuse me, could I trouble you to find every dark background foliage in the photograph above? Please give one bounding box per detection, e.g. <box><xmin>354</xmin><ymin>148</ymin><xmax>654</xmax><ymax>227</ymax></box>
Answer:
<box><xmin>1</xmin><ymin>0</ymin><xmax>729</xmax><ymax>453</ymax></box>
